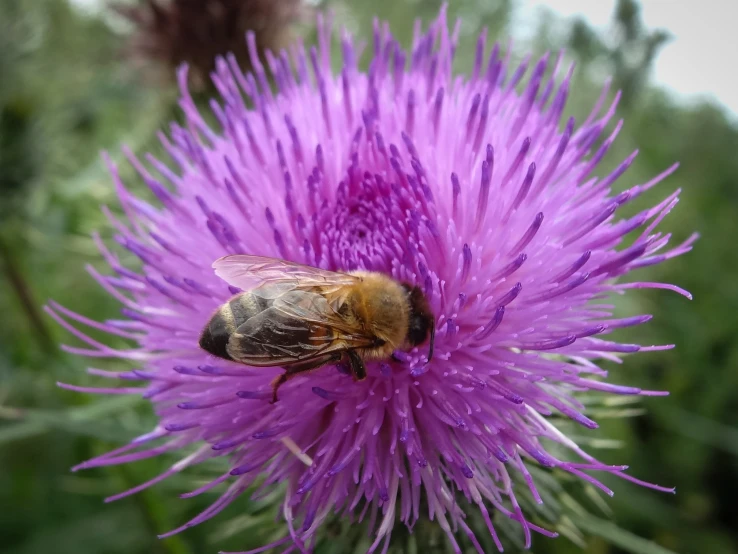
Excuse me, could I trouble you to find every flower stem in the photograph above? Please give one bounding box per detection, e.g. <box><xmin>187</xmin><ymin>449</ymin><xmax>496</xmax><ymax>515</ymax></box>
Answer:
<box><xmin>0</xmin><ymin>235</ymin><xmax>57</xmax><ymax>355</ymax></box>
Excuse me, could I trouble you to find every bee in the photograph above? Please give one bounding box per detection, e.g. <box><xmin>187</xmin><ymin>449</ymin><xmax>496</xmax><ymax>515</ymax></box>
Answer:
<box><xmin>199</xmin><ymin>255</ymin><xmax>435</xmax><ymax>403</ymax></box>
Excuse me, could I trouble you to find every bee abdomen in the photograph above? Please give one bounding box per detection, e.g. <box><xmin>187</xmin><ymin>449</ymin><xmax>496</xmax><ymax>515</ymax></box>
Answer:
<box><xmin>199</xmin><ymin>311</ymin><xmax>233</xmax><ymax>361</ymax></box>
<box><xmin>199</xmin><ymin>293</ymin><xmax>267</xmax><ymax>361</ymax></box>
<box><xmin>228</xmin><ymin>294</ymin><xmax>267</xmax><ymax>326</ymax></box>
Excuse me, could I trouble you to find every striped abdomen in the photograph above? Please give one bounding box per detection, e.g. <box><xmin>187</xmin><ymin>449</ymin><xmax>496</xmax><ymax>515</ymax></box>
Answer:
<box><xmin>199</xmin><ymin>291</ymin><xmax>331</xmax><ymax>365</ymax></box>
<box><xmin>199</xmin><ymin>293</ymin><xmax>269</xmax><ymax>361</ymax></box>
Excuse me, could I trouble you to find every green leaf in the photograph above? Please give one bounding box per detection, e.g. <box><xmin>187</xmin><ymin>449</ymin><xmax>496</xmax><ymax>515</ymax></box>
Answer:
<box><xmin>0</xmin><ymin>395</ymin><xmax>146</xmax><ymax>444</ymax></box>
<box><xmin>575</xmin><ymin>514</ymin><xmax>679</xmax><ymax>554</ymax></box>
<box><xmin>657</xmin><ymin>406</ymin><xmax>738</xmax><ymax>458</ymax></box>
<box><xmin>0</xmin><ymin>419</ymin><xmax>46</xmax><ymax>443</ymax></box>
<box><xmin>3</xmin><ymin>505</ymin><xmax>151</xmax><ymax>554</ymax></box>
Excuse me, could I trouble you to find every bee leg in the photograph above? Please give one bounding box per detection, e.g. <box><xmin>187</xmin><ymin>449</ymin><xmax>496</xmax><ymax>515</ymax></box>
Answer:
<box><xmin>269</xmin><ymin>353</ymin><xmax>343</xmax><ymax>403</ymax></box>
<box><xmin>391</xmin><ymin>351</ymin><xmax>407</xmax><ymax>363</ymax></box>
<box><xmin>345</xmin><ymin>350</ymin><xmax>367</xmax><ymax>381</ymax></box>
<box><xmin>270</xmin><ymin>374</ymin><xmax>289</xmax><ymax>404</ymax></box>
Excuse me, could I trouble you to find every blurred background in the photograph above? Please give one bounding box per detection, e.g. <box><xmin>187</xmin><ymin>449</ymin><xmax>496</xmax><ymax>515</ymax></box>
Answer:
<box><xmin>1</xmin><ymin>1</ymin><xmax>736</xmax><ymax>553</ymax></box>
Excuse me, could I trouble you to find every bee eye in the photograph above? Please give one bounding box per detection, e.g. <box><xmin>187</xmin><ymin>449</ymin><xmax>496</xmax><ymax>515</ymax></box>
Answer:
<box><xmin>407</xmin><ymin>313</ymin><xmax>430</xmax><ymax>346</ymax></box>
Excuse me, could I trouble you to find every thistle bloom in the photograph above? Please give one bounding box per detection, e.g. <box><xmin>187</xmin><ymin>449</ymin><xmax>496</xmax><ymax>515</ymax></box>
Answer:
<box><xmin>51</xmin><ymin>7</ymin><xmax>696</xmax><ymax>553</ymax></box>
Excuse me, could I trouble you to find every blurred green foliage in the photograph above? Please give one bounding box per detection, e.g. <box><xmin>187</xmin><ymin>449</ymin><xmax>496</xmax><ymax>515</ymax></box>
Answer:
<box><xmin>1</xmin><ymin>1</ymin><xmax>736</xmax><ymax>553</ymax></box>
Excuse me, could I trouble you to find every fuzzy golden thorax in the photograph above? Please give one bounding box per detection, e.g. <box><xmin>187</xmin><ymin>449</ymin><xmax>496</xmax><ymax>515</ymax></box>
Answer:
<box><xmin>343</xmin><ymin>271</ymin><xmax>410</xmax><ymax>359</ymax></box>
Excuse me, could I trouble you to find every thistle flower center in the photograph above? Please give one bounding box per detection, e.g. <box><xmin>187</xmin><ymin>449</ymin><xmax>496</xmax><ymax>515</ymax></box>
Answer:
<box><xmin>318</xmin><ymin>170</ymin><xmax>412</xmax><ymax>272</ymax></box>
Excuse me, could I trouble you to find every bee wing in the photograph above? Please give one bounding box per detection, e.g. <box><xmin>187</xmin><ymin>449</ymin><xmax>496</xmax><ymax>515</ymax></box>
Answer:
<box><xmin>226</xmin><ymin>307</ymin><xmax>327</xmax><ymax>366</ymax></box>
<box><xmin>213</xmin><ymin>255</ymin><xmax>359</xmax><ymax>298</ymax></box>
<box><xmin>226</xmin><ymin>290</ymin><xmax>375</xmax><ymax>367</ymax></box>
<box><xmin>271</xmin><ymin>290</ymin><xmax>367</xmax><ymax>337</ymax></box>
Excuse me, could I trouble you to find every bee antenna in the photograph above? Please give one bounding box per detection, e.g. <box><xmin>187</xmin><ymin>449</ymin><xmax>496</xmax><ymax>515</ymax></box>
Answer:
<box><xmin>426</xmin><ymin>318</ymin><xmax>435</xmax><ymax>364</ymax></box>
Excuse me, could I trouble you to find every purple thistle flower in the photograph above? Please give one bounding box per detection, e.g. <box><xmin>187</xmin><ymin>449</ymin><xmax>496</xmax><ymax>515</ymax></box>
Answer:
<box><xmin>52</xmin><ymin>6</ymin><xmax>696</xmax><ymax>553</ymax></box>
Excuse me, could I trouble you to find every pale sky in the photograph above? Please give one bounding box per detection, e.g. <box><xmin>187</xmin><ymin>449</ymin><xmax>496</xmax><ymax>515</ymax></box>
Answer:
<box><xmin>514</xmin><ymin>0</ymin><xmax>738</xmax><ymax>118</ymax></box>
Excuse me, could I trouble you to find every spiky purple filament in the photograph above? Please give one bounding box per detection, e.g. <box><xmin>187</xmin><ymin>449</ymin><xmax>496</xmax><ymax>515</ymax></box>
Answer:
<box><xmin>51</xmin><ymin>6</ymin><xmax>695</xmax><ymax>553</ymax></box>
